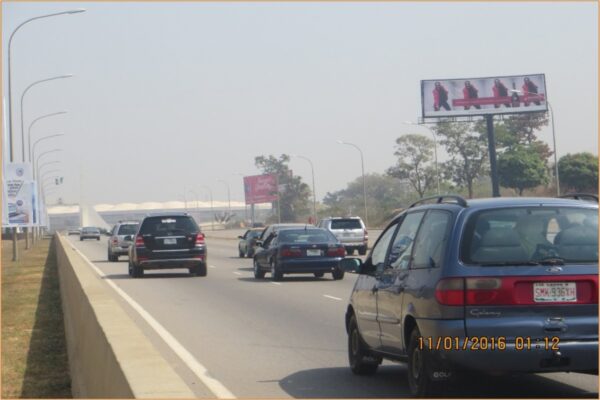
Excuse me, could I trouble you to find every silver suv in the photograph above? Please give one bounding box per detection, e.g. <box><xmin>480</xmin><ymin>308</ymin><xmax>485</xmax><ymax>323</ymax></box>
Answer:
<box><xmin>107</xmin><ymin>221</ymin><xmax>140</xmax><ymax>261</ymax></box>
<box><xmin>318</xmin><ymin>217</ymin><xmax>368</xmax><ymax>255</ymax></box>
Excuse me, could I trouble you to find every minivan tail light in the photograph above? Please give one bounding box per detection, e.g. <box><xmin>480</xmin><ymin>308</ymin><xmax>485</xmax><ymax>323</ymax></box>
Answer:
<box><xmin>195</xmin><ymin>233</ymin><xmax>205</xmax><ymax>246</ymax></box>
<box><xmin>435</xmin><ymin>278</ymin><xmax>465</xmax><ymax>306</ymax></box>
<box><xmin>135</xmin><ymin>235</ymin><xmax>145</xmax><ymax>247</ymax></box>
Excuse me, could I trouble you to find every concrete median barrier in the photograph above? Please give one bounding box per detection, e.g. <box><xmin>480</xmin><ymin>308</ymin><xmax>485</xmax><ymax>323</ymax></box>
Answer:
<box><xmin>55</xmin><ymin>234</ymin><xmax>195</xmax><ymax>398</ymax></box>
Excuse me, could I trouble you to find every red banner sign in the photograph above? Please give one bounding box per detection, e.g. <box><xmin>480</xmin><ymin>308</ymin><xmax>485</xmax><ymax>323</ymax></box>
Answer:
<box><xmin>244</xmin><ymin>174</ymin><xmax>278</xmax><ymax>205</ymax></box>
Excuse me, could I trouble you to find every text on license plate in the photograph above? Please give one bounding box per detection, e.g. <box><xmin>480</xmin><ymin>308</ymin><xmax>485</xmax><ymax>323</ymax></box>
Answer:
<box><xmin>306</xmin><ymin>249</ymin><xmax>321</xmax><ymax>256</ymax></box>
<box><xmin>164</xmin><ymin>238</ymin><xmax>177</xmax><ymax>245</ymax></box>
<box><xmin>533</xmin><ymin>282</ymin><xmax>577</xmax><ymax>302</ymax></box>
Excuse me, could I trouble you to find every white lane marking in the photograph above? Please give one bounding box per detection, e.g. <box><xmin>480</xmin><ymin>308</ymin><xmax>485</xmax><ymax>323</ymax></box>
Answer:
<box><xmin>323</xmin><ymin>295</ymin><xmax>342</xmax><ymax>301</ymax></box>
<box><xmin>72</xmin><ymin>247</ymin><xmax>236</xmax><ymax>399</ymax></box>
<box><xmin>232</xmin><ymin>271</ymin><xmax>242</xmax><ymax>275</ymax></box>
<box><xmin>270</xmin><ymin>281</ymin><xmax>282</xmax><ymax>286</ymax></box>
<box><xmin>209</xmin><ymin>265</ymin><xmax>216</xmax><ymax>269</ymax></box>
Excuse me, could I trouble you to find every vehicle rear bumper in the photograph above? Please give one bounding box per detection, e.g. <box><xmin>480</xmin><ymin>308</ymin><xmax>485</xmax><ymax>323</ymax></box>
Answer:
<box><xmin>110</xmin><ymin>247</ymin><xmax>131</xmax><ymax>256</ymax></box>
<box><xmin>417</xmin><ymin>319</ymin><xmax>598</xmax><ymax>372</ymax></box>
<box><xmin>81</xmin><ymin>235</ymin><xmax>100</xmax><ymax>240</ymax></box>
<box><xmin>138</xmin><ymin>258</ymin><xmax>206</xmax><ymax>269</ymax></box>
<box><xmin>439</xmin><ymin>339</ymin><xmax>598</xmax><ymax>373</ymax></box>
<box><xmin>279</xmin><ymin>257</ymin><xmax>342</xmax><ymax>273</ymax></box>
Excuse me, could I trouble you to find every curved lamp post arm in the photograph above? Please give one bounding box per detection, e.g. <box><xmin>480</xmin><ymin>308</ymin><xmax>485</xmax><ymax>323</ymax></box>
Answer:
<box><xmin>337</xmin><ymin>140</ymin><xmax>368</xmax><ymax>228</ymax></box>
<box><xmin>35</xmin><ymin>149</ymin><xmax>62</xmax><ymax>179</ymax></box>
<box><xmin>20</xmin><ymin>75</ymin><xmax>72</xmax><ymax>160</ymax></box>
<box><xmin>7</xmin><ymin>9</ymin><xmax>85</xmax><ymax>161</ymax></box>
<box><xmin>28</xmin><ymin>111</ymin><xmax>67</xmax><ymax>161</ymax></box>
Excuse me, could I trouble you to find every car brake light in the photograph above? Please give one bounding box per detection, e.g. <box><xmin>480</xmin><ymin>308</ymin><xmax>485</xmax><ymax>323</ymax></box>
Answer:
<box><xmin>327</xmin><ymin>246</ymin><xmax>345</xmax><ymax>257</ymax></box>
<box><xmin>112</xmin><ymin>238</ymin><xmax>118</xmax><ymax>245</ymax></box>
<box><xmin>135</xmin><ymin>235</ymin><xmax>145</xmax><ymax>247</ymax></box>
<box><xmin>281</xmin><ymin>247</ymin><xmax>302</xmax><ymax>257</ymax></box>
<box><xmin>435</xmin><ymin>278</ymin><xmax>465</xmax><ymax>306</ymax></box>
<box><xmin>195</xmin><ymin>233</ymin><xmax>205</xmax><ymax>246</ymax></box>
<box><xmin>364</xmin><ymin>229</ymin><xmax>368</xmax><ymax>240</ymax></box>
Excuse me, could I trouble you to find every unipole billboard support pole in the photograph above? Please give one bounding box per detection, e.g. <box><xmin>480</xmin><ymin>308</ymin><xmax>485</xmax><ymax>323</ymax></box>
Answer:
<box><xmin>251</xmin><ymin>204</ymin><xmax>255</xmax><ymax>226</ymax></box>
<box><xmin>12</xmin><ymin>228</ymin><xmax>18</xmax><ymax>261</ymax></box>
<box><xmin>486</xmin><ymin>115</ymin><xmax>500</xmax><ymax>197</ymax></box>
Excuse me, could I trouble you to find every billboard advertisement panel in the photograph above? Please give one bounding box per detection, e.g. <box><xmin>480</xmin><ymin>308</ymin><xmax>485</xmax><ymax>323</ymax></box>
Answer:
<box><xmin>421</xmin><ymin>74</ymin><xmax>547</xmax><ymax>118</ymax></box>
<box><xmin>3</xmin><ymin>163</ymin><xmax>38</xmax><ymax>227</ymax></box>
<box><xmin>244</xmin><ymin>174</ymin><xmax>278</xmax><ymax>205</ymax></box>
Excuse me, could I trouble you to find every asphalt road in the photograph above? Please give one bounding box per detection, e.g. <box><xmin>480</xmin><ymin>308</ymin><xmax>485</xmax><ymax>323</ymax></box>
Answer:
<box><xmin>65</xmin><ymin>231</ymin><xmax>598</xmax><ymax>398</ymax></box>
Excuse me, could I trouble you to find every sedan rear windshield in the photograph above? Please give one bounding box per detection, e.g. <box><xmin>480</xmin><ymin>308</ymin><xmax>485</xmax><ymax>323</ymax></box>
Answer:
<box><xmin>139</xmin><ymin>216</ymin><xmax>199</xmax><ymax>235</ymax></box>
<box><xmin>118</xmin><ymin>224</ymin><xmax>139</xmax><ymax>235</ymax></box>
<box><xmin>330</xmin><ymin>219</ymin><xmax>362</xmax><ymax>230</ymax></box>
<box><xmin>461</xmin><ymin>207</ymin><xmax>598</xmax><ymax>265</ymax></box>
<box><xmin>82</xmin><ymin>228</ymin><xmax>99</xmax><ymax>233</ymax></box>
<box><xmin>278</xmin><ymin>229</ymin><xmax>338</xmax><ymax>244</ymax></box>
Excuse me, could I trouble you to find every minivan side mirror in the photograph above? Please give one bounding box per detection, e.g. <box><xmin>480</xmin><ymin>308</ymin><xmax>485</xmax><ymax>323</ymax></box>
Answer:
<box><xmin>341</xmin><ymin>258</ymin><xmax>362</xmax><ymax>273</ymax></box>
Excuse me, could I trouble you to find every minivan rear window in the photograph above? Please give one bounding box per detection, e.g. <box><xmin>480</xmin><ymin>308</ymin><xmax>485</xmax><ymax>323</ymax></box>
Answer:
<box><xmin>461</xmin><ymin>207</ymin><xmax>598</xmax><ymax>265</ymax></box>
<box><xmin>330</xmin><ymin>219</ymin><xmax>362</xmax><ymax>230</ymax></box>
<box><xmin>140</xmin><ymin>216</ymin><xmax>199</xmax><ymax>235</ymax></box>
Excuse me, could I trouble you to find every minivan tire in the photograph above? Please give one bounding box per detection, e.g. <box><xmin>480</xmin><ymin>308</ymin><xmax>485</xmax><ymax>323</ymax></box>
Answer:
<box><xmin>348</xmin><ymin>315</ymin><xmax>380</xmax><ymax>375</ymax></box>
<box><xmin>407</xmin><ymin>327</ymin><xmax>440</xmax><ymax>397</ymax></box>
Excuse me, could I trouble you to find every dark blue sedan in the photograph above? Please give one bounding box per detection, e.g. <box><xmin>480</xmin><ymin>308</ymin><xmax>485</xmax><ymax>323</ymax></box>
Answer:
<box><xmin>253</xmin><ymin>227</ymin><xmax>346</xmax><ymax>281</ymax></box>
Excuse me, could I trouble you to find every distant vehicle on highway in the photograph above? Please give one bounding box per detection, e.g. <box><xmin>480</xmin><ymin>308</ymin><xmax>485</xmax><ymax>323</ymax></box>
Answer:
<box><xmin>318</xmin><ymin>216</ymin><xmax>368</xmax><ymax>255</ymax></box>
<box><xmin>342</xmin><ymin>195</ymin><xmax>598</xmax><ymax>396</ymax></box>
<box><xmin>238</xmin><ymin>228</ymin><xmax>264</xmax><ymax>258</ymax></box>
<box><xmin>257</xmin><ymin>223</ymin><xmax>309</xmax><ymax>244</ymax></box>
<box><xmin>107</xmin><ymin>221</ymin><xmax>140</xmax><ymax>261</ymax></box>
<box><xmin>128</xmin><ymin>213</ymin><xmax>206</xmax><ymax>278</ymax></box>
<box><xmin>80</xmin><ymin>226</ymin><xmax>101</xmax><ymax>241</ymax></box>
<box><xmin>67</xmin><ymin>227</ymin><xmax>81</xmax><ymax>236</ymax></box>
<box><xmin>253</xmin><ymin>227</ymin><xmax>346</xmax><ymax>281</ymax></box>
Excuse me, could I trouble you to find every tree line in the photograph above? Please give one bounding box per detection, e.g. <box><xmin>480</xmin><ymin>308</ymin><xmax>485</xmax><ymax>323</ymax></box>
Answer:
<box><xmin>254</xmin><ymin>113</ymin><xmax>597</xmax><ymax>226</ymax></box>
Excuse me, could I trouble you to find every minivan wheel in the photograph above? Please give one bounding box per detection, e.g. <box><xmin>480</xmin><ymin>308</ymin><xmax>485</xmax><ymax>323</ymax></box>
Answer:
<box><xmin>407</xmin><ymin>327</ymin><xmax>439</xmax><ymax>397</ymax></box>
<box><xmin>254</xmin><ymin>259</ymin><xmax>265</xmax><ymax>279</ymax></box>
<box><xmin>348</xmin><ymin>315</ymin><xmax>380</xmax><ymax>375</ymax></box>
<box><xmin>270</xmin><ymin>260</ymin><xmax>283</xmax><ymax>281</ymax></box>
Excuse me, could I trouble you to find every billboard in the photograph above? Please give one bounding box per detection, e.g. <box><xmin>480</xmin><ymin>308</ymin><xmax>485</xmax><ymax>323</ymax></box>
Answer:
<box><xmin>3</xmin><ymin>163</ymin><xmax>38</xmax><ymax>227</ymax></box>
<box><xmin>421</xmin><ymin>74</ymin><xmax>547</xmax><ymax>118</ymax></box>
<box><xmin>244</xmin><ymin>174</ymin><xmax>278</xmax><ymax>205</ymax></box>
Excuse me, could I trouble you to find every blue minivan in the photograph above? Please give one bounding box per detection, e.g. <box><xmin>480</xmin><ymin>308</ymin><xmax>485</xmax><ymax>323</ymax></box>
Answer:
<box><xmin>343</xmin><ymin>195</ymin><xmax>598</xmax><ymax>396</ymax></box>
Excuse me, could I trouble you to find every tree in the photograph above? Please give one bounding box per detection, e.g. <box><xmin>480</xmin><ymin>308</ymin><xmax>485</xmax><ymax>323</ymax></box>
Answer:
<box><xmin>498</xmin><ymin>145</ymin><xmax>548</xmax><ymax>195</ymax></box>
<box><xmin>494</xmin><ymin>113</ymin><xmax>553</xmax><ymax>162</ymax></box>
<box><xmin>322</xmin><ymin>173</ymin><xmax>413</xmax><ymax>227</ymax></box>
<box><xmin>558</xmin><ymin>153</ymin><xmax>598</xmax><ymax>193</ymax></box>
<box><xmin>386</xmin><ymin>134</ymin><xmax>437</xmax><ymax>198</ymax></box>
<box><xmin>432</xmin><ymin>121</ymin><xmax>489</xmax><ymax>198</ymax></box>
<box><xmin>254</xmin><ymin>154</ymin><xmax>311</xmax><ymax>222</ymax></box>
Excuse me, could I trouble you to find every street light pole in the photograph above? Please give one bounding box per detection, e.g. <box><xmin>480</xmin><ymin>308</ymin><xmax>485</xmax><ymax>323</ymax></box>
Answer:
<box><xmin>31</xmin><ymin>134</ymin><xmax>64</xmax><ymax>169</ymax></box>
<box><xmin>217</xmin><ymin>179</ymin><xmax>231</xmax><ymax>216</ymax></box>
<box><xmin>200</xmin><ymin>185</ymin><xmax>214</xmax><ymax>231</ymax></box>
<box><xmin>35</xmin><ymin>149</ymin><xmax>62</xmax><ymax>180</ymax></box>
<box><xmin>404</xmin><ymin>121</ymin><xmax>440</xmax><ymax>195</ymax></box>
<box><xmin>20</xmin><ymin>75</ymin><xmax>72</xmax><ymax>161</ymax></box>
<box><xmin>7</xmin><ymin>9</ymin><xmax>85</xmax><ymax>162</ymax></box>
<box><xmin>28</xmin><ymin>111</ymin><xmax>67</xmax><ymax>162</ymax></box>
<box><xmin>291</xmin><ymin>154</ymin><xmax>317</xmax><ymax>224</ymax></box>
<box><xmin>337</xmin><ymin>140</ymin><xmax>369</xmax><ymax>228</ymax></box>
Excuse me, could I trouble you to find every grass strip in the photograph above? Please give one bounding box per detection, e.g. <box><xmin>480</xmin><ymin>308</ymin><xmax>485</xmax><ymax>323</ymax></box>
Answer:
<box><xmin>1</xmin><ymin>237</ymin><xmax>71</xmax><ymax>398</ymax></box>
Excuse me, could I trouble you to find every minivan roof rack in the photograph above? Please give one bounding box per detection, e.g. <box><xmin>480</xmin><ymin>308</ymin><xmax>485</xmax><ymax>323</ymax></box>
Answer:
<box><xmin>408</xmin><ymin>195</ymin><xmax>468</xmax><ymax>208</ymax></box>
<box><xmin>559</xmin><ymin>193</ymin><xmax>599</xmax><ymax>202</ymax></box>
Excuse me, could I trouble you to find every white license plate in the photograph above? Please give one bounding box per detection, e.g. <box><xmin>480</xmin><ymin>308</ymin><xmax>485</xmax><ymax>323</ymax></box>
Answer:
<box><xmin>533</xmin><ymin>282</ymin><xmax>577</xmax><ymax>302</ymax></box>
<box><xmin>164</xmin><ymin>238</ymin><xmax>177</xmax><ymax>245</ymax></box>
<box><xmin>306</xmin><ymin>249</ymin><xmax>321</xmax><ymax>256</ymax></box>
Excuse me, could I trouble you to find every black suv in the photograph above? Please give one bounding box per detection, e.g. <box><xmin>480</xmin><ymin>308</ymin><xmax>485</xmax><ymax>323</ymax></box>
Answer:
<box><xmin>342</xmin><ymin>195</ymin><xmax>598</xmax><ymax>396</ymax></box>
<box><xmin>128</xmin><ymin>213</ymin><xmax>207</xmax><ymax>278</ymax></box>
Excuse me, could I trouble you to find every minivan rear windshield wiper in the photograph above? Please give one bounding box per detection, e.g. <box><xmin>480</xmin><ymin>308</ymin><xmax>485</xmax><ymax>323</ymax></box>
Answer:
<box><xmin>476</xmin><ymin>261</ymin><xmax>541</xmax><ymax>267</ymax></box>
<box><xmin>532</xmin><ymin>257</ymin><xmax>566</xmax><ymax>266</ymax></box>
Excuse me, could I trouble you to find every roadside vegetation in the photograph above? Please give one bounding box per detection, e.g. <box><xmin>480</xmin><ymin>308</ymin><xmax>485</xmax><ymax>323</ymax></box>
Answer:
<box><xmin>252</xmin><ymin>113</ymin><xmax>598</xmax><ymax>227</ymax></box>
<box><xmin>1</xmin><ymin>237</ymin><xmax>71</xmax><ymax>398</ymax></box>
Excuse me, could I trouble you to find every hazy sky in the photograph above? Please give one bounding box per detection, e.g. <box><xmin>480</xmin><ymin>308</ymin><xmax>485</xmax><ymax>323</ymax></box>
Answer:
<box><xmin>3</xmin><ymin>2</ymin><xmax>598</xmax><ymax>205</ymax></box>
